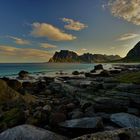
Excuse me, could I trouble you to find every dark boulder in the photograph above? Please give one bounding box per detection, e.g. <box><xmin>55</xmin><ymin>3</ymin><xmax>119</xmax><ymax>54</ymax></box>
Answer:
<box><xmin>94</xmin><ymin>64</ymin><xmax>103</xmax><ymax>71</ymax></box>
<box><xmin>0</xmin><ymin>125</ymin><xmax>69</xmax><ymax>140</ymax></box>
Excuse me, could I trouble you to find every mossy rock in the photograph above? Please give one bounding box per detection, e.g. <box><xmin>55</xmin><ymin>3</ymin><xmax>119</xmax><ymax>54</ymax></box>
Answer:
<box><xmin>116</xmin><ymin>72</ymin><xmax>140</xmax><ymax>84</ymax></box>
<box><xmin>0</xmin><ymin>80</ymin><xmax>37</xmax><ymax>108</ymax></box>
<box><xmin>0</xmin><ymin>108</ymin><xmax>25</xmax><ymax>131</ymax></box>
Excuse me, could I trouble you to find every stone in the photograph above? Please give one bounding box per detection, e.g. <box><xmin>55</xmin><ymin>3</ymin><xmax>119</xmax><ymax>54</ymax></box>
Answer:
<box><xmin>99</xmin><ymin>70</ymin><xmax>110</xmax><ymax>77</ymax></box>
<box><xmin>72</xmin><ymin>127</ymin><xmax>140</xmax><ymax>140</ymax></box>
<box><xmin>0</xmin><ymin>108</ymin><xmax>25</xmax><ymax>130</ymax></box>
<box><xmin>94</xmin><ymin>97</ymin><xmax>129</xmax><ymax>113</ymax></box>
<box><xmin>127</xmin><ymin>108</ymin><xmax>139</xmax><ymax>115</ymax></box>
<box><xmin>7</xmin><ymin>79</ymin><xmax>22</xmax><ymax>91</ymax></box>
<box><xmin>111</xmin><ymin>113</ymin><xmax>140</xmax><ymax>128</ymax></box>
<box><xmin>43</xmin><ymin>105</ymin><xmax>52</xmax><ymax>112</ymax></box>
<box><xmin>94</xmin><ymin>64</ymin><xmax>103</xmax><ymax>71</ymax></box>
<box><xmin>109</xmin><ymin>69</ymin><xmax>121</xmax><ymax>74</ymax></box>
<box><xmin>49</xmin><ymin>112</ymin><xmax>66</xmax><ymax>126</ymax></box>
<box><xmin>68</xmin><ymin>109</ymin><xmax>84</xmax><ymax>119</ymax></box>
<box><xmin>0</xmin><ymin>125</ymin><xmax>69</xmax><ymax>140</ymax></box>
<box><xmin>22</xmin><ymin>82</ymin><xmax>33</xmax><ymax>89</ymax></box>
<box><xmin>59</xmin><ymin>117</ymin><xmax>103</xmax><ymax>130</ymax></box>
<box><xmin>116</xmin><ymin>83</ymin><xmax>140</xmax><ymax>93</ymax></box>
<box><xmin>72</xmin><ymin>71</ymin><xmax>80</xmax><ymax>75</ymax></box>
<box><xmin>18</xmin><ymin>70</ymin><xmax>29</xmax><ymax>79</ymax></box>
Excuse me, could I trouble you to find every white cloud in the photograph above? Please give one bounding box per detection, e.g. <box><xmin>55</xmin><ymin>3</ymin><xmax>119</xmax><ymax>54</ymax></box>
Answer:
<box><xmin>81</xmin><ymin>48</ymin><xmax>87</xmax><ymax>51</ymax></box>
<box><xmin>117</xmin><ymin>33</ymin><xmax>139</xmax><ymax>41</ymax></box>
<box><xmin>0</xmin><ymin>45</ymin><xmax>51</xmax><ymax>59</ymax></box>
<box><xmin>40</xmin><ymin>42</ymin><xmax>57</xmax><ymax>49</ymax></box>
<box><xmin>31</xmin><ymin>22</ymin><xmax>76</xmax><ymax>41</ymax></box>
<box><xmin>62</xmin><ymin>18</ymin><xmax>88</xmax><ymax>31</ymax></box>
<box><xmin>108</xmin><ymin>0</ymin><xmax>140</xmax><ymax>25</ymax></box>
<box><xmin>8</xmin><ymin>36</ymin><xmax>31</xmax><ymax>45</ymax></box>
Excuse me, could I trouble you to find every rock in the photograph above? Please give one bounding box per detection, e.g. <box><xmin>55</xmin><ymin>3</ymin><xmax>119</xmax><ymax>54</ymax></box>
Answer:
<box><xmin>109</xmin><ymin>69</ymin><xmax>121</xmax><ymax>74</ymax></box>
<box><xmin>49</xmin><ymin>113</ymin><xmax>66</xmax><ymax>126</ymax></box>
<box><xmin>68</xmin><ymin>109</ymin><xmax>84</xmax><ymax>119</ymax></box>
<box><xmin>99</xmin><ymin>70</ymin><xmax>110</xmax><ymax>77</ymax></box>
<box><xmin>0</xmin><ymin>80</ymin><xmax>22</xmax><ymax>106</ymax></box>
<box><xmin>127</xmin><ymin>108</ymin><xmax>139</xmax><ymax>115</ymax></box>
<box><xmin>72</xmin><ymin>127</ymin><xmax>140</xmax><ymax>140</ymax></box>
<box><xmin>84</xmin><ymin>106</ymin><xmax>95</xmax><ymax>117</ymax></box>
<box><xmin>22</xmin><ymin>82</ymin><xmax>33</xmax><ymax>89</ymax></box>
<box><xmin>116</xmin><ymin>83</ymin><xmax>140</xmax><ymax>93</ymax></box>
<box><xmin>66</xmin><ymin>103</ymin><xmax>76</xmax><ymax>111</ymax></box>
<box><xmin>43</xmin><ymin>105</ymin><xmax>52</xmax><ymax>112</ymax></box>
<box><xmin>72</xmin><ymin>71</ymin><xmax>80</xmax><ymax>75</ymax></box>
<box><xmin>0</xmin><ymin>125</ymin><xmax>69</xmax><ymax>140</ymax></box>
<box><xmin>18</xmin><ymin>70</ymin><xmax>29</xmax><ymax>79</ymax></box>
<box><xmin>0</xmin><ymin>80</ymin><xmax>36</xmax><ymax>108</ymax></box>
<box><xmin>0</xmin><ymin>108</ymin><xmax>25</xmax><ymax>131</ymax></box>
<box><xmin>94</xmin><ymin>64</ymin><xmax>103</xmax><ymax>71</ymax></box>
<box><xmin>111</xmin><ymin>113</ymin><xmax>140</xmax><ymax>128</ymax></box>
<box><xmin>59</xmin><ymin>117</ymin><xmax>103</xmax><ymax>130</ymax></box>
<box><xmin>7</xmin><ymin>79</ymin><xmax>22</xmax><ymax>91</ymax></box>
<box><xmin>102</xmin><ymin>83</ymin><xmax>118</xmax><ymax>89</ymax></box>
<box><xmin>94</xmin><ymin>97</ymin><xmax>129</xmax><ymax>113</ymax></box>
<box><xmin>43</xmin><ymin>77</ymin><xmax>54</xmax><ymax>84</ymax></box>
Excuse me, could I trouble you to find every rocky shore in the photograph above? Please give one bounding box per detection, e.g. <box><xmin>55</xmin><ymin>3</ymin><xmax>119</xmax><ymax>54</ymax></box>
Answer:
<box><xmin>0</xmin><ymin>64</ymin><xmax>140</xmax><ymax>140</ymax></box>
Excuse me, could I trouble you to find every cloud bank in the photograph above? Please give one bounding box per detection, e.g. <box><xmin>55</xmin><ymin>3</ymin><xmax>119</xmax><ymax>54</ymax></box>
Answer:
<box><xmin>31</xmin><ymin>22</ymin><xmax>76</xmax><ymax>41</ymax></box>
<box><xmin>0</xmin><ymin>45</ymin><xmax>51</xmax><ymax>59</ymax></box>
<box><xmin>108</xmin><ymin>0</ymin><xmax>140</xmax><ymax>25</ymax></box>
<box><xmin>62</xmin><ymin>18</ymin><xmax>88</xmax><ymax>31</ymax></box>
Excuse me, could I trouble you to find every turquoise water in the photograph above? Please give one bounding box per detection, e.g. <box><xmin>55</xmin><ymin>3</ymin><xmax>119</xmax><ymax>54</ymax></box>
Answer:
<box><xmin>0</xmin><ymin>63</ymin><xmax>97</xmax><ymax>77</ymax></box>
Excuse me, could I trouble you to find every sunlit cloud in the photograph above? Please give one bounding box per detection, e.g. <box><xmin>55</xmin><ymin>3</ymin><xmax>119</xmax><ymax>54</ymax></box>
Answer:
<box><xmin>117</xmin><ymin>33</ymin><xmax>139</xmax><ymax>41</ymax></box>
<box><xmin>7</xmin><ymin>36</ymin><xmax>31</xmax><ymax>45</ymax></box>
<box><xmin>31</xmin><ymin>22</ymin><xmax>76</xmax><ymax>41</ymax></box>
<box><xmin>81</xmin><ymin>48</ymin><xmax>87</xmax><ymax>51</ymax></box>
<box><xmin>0</xmin><ymin>45</ymin><xmax>51</xmax><ymax>60</ymax></box>
<box><xmin>108</xmin><ymin>0</ymin><xmax>140</xmax><ymax>25</ymax></box>
<box><xmin>62</xmin><ymin>18</ymin><xmax>88</xmax><ymax>31</ymax></box>
<box><xmin>40</xmin><ymin>42</ymin><xmax>57</xmax><ymax>49</ymax></box>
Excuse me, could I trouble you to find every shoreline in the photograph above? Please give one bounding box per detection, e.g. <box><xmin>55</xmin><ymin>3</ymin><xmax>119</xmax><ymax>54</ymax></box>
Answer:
<box><xmin>0</xmin><ymin>63</ymin><xmax>140</xmax><ymax>139</ymax></box>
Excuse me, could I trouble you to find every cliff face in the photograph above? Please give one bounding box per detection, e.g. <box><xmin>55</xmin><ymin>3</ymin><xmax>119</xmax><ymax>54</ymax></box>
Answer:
<box><xmin>124</xmin><ymin>41</ymin><xmax>140</xmax><ymax>62</ymax></box>
<box><xmin>48</xmin><ymin>50</ymin><xmax>121</xmax><ymax>63</ymax></box>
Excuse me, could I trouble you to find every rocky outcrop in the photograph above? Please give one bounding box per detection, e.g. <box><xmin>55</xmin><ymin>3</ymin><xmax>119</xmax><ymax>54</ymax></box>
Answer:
<box><xmin>123</xmin><ymin>41</ymin><xmax>140</xmax><ymax>62</ymax></box>
<box><xmin>72</xmin><ymin>128</ymin><xmax>140</xmax><ymax>140</ymax></box>
<box><xmin>0</xmin><ymin>125</ymin><xmax>69</xmax><ymax>140</ymax></box>
<box><xmin>49</xmin><ymin>50</ymin><xmax>121</xmax><ymax>63</ymax></box>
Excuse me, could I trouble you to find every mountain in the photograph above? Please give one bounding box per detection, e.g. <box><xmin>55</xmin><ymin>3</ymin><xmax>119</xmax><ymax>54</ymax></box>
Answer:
<box><xmin>48</xmin><ymin>50</ymin><xmax>121</xmax><ymax>63</ymax></box>
<box><xmin>123</xmin><ymin>41</ymin><xmax>140</xmax><ymax>62</ymax></box>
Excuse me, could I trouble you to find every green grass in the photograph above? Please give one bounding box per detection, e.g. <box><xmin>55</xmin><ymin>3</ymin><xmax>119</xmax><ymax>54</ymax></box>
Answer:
<box><xmin>116</xmin><ymin>72</ymin><xmax>140</xmax><ymax>84</ymax></box>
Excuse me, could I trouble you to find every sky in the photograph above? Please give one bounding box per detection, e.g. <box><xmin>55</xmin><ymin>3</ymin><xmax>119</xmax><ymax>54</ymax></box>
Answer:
<box><xmin>0</xmin><ymin>0</ymin><xmax>140</xmax><ymax>62</ymax></box>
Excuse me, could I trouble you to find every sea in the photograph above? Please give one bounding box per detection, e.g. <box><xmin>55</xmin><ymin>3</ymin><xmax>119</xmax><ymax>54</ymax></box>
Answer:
<box><xmin>0</xmin><ymin>63</ymin><xmax>111</xmax><ymax>78</ymax></box>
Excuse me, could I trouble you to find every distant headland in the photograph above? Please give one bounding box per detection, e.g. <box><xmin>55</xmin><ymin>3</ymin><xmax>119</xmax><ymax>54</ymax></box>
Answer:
<box><xmin>48</xmin><ymin>41</ymin><xmax>140</xmax><ymax>63</ymax></box>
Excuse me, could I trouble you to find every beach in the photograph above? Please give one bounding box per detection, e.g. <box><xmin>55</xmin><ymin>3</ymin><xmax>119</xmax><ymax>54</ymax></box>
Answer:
<box><xmin>0</xmin><ymin>63</ymin><xmax>140</xmax><ymax>139</ymax></box>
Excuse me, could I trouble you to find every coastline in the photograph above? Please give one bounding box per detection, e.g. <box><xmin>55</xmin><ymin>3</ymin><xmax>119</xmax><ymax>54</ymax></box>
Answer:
<box><xmin>0</xmin><ymin>63</ymin><xmax>140</xmax><ymax>139</ymax></box>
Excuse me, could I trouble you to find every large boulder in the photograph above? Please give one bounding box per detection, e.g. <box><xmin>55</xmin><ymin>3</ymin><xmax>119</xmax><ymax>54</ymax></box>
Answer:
<box><xmin>93</xmin><ymin>97</ymin><xmax>129</xmax><ymax>113</ymax></box>
<box><xmin>0</xmin><ymin>125</ymin><xmax>69</xmax><ymax>140</ymax></box>
<box><xmin>111</xmin><ymin>113</ymin><xmax>140</xmax><ymax>128</ymax></box>
<box><xmin>0</xmin><ymin>80</ymin><xmax>21</xmax><ymax>105</ymax></box>
<box><xmin>0</xmin><ymin>80</ymin><xmax>36</xmax><ymax>107</ymax></box>
<box><xmin>94</xmin><ymin>64</ymin><xmax>103</xmax><ymax>71</ymax></box>
<box><xmin>18</xmin><ymin>70</ymin><xmax>32</xmax><ymax>80</ymax></box>
<box><xmin>7</xmin><ymin>79</ymin><xmax>22</xmax><ymax>91</ymax></box>
<box><xmin>72</xmin><ymin>127</ymin><xmax>140</xmax><ymax>140</ymax></box>
<box><xmin>59</xmin><ymin>117</ymin><xmax>103</xmax><ymax>130</ymax></box>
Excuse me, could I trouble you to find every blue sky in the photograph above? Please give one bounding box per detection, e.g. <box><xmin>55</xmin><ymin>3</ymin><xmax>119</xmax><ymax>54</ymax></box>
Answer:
<box><xmin>0</xmin><ymin>0</ymin><xmax>140</xmax><ymax>62</ymax></box>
